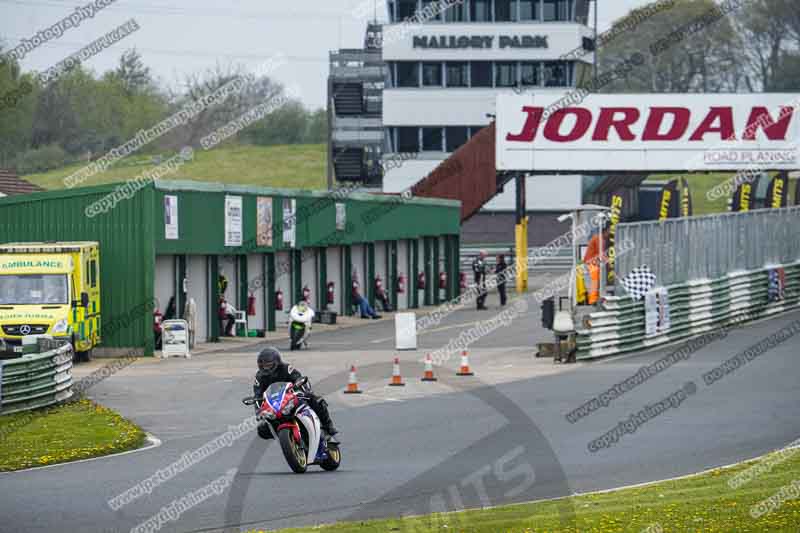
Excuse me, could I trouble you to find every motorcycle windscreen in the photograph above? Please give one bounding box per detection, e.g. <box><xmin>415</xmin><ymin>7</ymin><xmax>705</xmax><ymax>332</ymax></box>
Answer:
<box><xmin>265</xmin><ymin>382</ymin><xmax>291</xmax><ymax>411</ymax></box>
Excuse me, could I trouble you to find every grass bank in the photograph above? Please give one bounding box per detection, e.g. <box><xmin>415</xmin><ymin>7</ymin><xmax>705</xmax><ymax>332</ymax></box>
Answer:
<box><xmin>24</xmin><ymin>143</ymin><xmax>326</xmax><ymax>191</ymax></box>
<box><xmin>274</xmin><ymin>444</ymin><xmax>800</xmax><ymax>532</ymax></box>
<box><xmin>0</xmin><ymin>398</ymin><xmax>146</xmax><ymax>471</ymax></box>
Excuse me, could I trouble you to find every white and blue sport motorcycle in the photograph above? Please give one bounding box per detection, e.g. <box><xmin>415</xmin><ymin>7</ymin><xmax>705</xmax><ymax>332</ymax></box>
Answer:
<box><xmin>243</xmin><ymin>377</ymin><xmax>341</xmax><ymax>474</ymax></box>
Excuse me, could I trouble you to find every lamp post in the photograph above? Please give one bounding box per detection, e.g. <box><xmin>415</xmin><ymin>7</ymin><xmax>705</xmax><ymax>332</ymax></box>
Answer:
<box><xmin>593</xmin><ymin>0</ymin><xmax>599</xmax><ymax>84</ymax></box>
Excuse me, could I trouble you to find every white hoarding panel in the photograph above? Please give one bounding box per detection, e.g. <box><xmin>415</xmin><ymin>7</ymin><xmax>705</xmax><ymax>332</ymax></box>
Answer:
<box><xmin>496</xmin><ymin>93</ymin><xmax>800</xmax><ymax>172</ymax></box>
<box><xmin>395</xmin><ymin>312</ymin><xmax>417</xmax><ymax>351</ymax></box>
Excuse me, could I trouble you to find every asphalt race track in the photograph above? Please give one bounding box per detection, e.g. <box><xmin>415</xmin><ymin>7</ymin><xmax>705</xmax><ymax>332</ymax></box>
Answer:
<box><xmin>1</xmin><ymin>300</ymin><xmax>799</xmax><ymax>533</ymax></box>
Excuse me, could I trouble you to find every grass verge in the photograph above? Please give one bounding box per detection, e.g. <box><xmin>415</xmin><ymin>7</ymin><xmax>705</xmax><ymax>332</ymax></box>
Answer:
<box><xmin>0</xmin><ymin>398</ymin><xmax>146</xmax><ymax>471</ymax></box>
<box><xmin>272</xmin><ymin>444</ymin><xmax>800</xmax><ymax>533</ymax></box>
<box><xmin>23</xmin><ymin>143</ymin><xmax>326</xmax><ymax>191</ymax></box>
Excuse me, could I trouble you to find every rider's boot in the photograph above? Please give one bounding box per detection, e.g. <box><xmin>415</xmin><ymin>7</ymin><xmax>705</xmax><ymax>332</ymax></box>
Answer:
<box><xmin>316</xmin><ymin>398</ymin><xmax>338</xmax><ymax>436</ymax></box>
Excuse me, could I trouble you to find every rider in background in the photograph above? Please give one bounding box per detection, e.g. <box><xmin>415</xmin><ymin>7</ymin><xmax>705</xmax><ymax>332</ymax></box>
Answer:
<box><xmin>252</xmin><ymin>347</ymin><xmax>338</xmax><ymax>437</ymax></box>
<box><xmin>290</xmin><ymin>300</ymin><xmax>315</xmax><ymax>323</ymax></box>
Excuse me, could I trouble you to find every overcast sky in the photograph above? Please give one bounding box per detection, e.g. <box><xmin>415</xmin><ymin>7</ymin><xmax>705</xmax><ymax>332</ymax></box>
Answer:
<box><xmin>1</xmin><ymin>0</ymin><xmax>656</xmax><ymax>109</ymax></box>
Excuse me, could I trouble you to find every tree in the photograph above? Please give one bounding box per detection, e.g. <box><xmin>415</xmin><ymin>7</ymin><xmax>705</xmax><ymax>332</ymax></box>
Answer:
<box><xmin>165</xmin><ymin>64</ymin><xmax>284</xmax><ymax>149</ymax></box>
<box><xmin>0</xmin><ymin>44</ymin><xmax>37</xmax><ymax>166</ymax></box>
<box><xmin>242</xmin><ymin>99</ymin><xmax>307</xmax><ymax>146</ymax></box>
<box><xmin>304</xmin><ymin>108</ymin><xmax>327</xmax><ymax>144</ymax></box>
<box><xmin>770</xmin><ymin>51</ymin><xmax>800</xmax><ymax>91</ymax></box>
<box><xmin>597</xmin><ymin>0</ymin><xmax>745</xmax><ymax>93</ymax></box>
<box><xmin>733</xmin><ymin>0</ymin><xmax>799</xmax><ymax>91</ymax></box>
<box><xmin>0</xmin><ymin>37</ymin><xmax>330</xmax><ymax>174</ymax></box>
<box><xmin>111</xmin><ymin>48</ymin><xmax>155</xmax><ymax>96</ymax></box>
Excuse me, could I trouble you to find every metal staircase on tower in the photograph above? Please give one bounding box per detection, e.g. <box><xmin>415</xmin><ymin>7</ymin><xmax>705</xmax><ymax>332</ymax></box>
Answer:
<box><xmin>327</xmin><ymin>22</ymin><xmax>387</xmax><ymax>189</ymax></box>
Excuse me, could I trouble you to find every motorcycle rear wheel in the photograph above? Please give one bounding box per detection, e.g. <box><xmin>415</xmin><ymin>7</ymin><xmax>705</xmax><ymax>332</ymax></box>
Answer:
<box><xmin>320</xmin><ymin>444</ymin><xmax>341</xmax><ymax>471</ymax></box>
<box><xmin>279</xmin><ymin>428</ymin><xmax>307</xmax><ymax>473</ymax></box>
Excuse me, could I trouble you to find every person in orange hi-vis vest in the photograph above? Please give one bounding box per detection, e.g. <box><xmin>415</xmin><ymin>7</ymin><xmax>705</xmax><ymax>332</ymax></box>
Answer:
<box><xmin>582</xmin><ymin>223</ymin><xmax>610</xmax><ymax>305</ymax></box>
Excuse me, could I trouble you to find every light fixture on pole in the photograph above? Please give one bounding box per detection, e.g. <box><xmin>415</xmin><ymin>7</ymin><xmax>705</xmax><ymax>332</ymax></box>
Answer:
<box><xmin>593</xmin><ymin>0</ymin><xmax>599</xmax><ymax>84</ymax></box>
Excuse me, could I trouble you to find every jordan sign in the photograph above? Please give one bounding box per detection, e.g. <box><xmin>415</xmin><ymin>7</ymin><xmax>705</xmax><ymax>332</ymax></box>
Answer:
<box><xmin>496</xmin><ymin>93</ymin><xmax>800</xmax><ymax>172</ymax></box>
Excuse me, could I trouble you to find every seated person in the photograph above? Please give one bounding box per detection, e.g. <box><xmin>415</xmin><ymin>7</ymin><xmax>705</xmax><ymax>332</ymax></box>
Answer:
<box><xmin>351</xmin><ymin>280</ymin><xmax>381</xmax><ymax>319</ymax></box>
<box><xmin>376</xmin><ymin>284</ymin><xmax>393</xmax><ymax>312</ymax></box>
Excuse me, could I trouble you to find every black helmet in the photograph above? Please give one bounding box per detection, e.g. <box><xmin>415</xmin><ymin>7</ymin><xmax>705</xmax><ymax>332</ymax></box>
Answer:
<box><xmin>257</xmin><ymin>347</ymin><xmax>282</xmax><ymax>374</ymax></box>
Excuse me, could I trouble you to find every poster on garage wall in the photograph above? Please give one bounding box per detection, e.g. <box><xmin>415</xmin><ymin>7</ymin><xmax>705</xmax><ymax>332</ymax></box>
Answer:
<box><xmin>283</xmin><ymin>198</ymin><xmax>296</xmax><ymax>248</ymax></box>
<box><xmin>256</xmin><ymin>197</ymin><xmax>273</xmax><ymax>247</ymax></box>
<box><xmin>164</xmin><ymin>195</ymin><xmax>178</xmax><ymax>240</ymax></box>
<box><xmin>225</xmin><ymin>195</ymin><xmax>243</xmax><ymax>247</ymax></box>
<box><xmin>335</xmin><ymin>202</ymin><xmax>346</xmax><ymax>231</ymax></box>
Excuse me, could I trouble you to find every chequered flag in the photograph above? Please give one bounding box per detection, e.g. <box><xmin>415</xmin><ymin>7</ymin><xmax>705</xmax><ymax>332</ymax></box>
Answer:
<box><xmin>622</xmin><ymin>265</ymin><xmax>657</xmax><ymax>301</ymax></box>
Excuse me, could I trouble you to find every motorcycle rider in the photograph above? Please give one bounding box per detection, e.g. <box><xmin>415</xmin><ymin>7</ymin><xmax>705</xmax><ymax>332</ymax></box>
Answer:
<box><xmin>289</xmin><ymin>300</ymin><xmax>314</xmax><ymax>348</ymax></box>
<box><xmin>252</xmin><ymin>347</ymin><xmax>338</xmax><ymax>438</ymax></box>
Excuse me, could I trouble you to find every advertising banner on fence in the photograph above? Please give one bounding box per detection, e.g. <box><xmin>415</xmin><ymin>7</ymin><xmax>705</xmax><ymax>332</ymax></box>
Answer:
<box><xmin>679</xmin><ymin>177</ymin><xmax>693</xmax><ymax>217</ymax></box>
<box><xmin>731</xmin><ymin>177</ymin><xmax>759</xmax><ymax>212</ymax></box>
<box><xmin>766</xmin><ymin>173</ymin><xmax>789</xmax><ymax>209</ymax></box>
<box><xmin>645</xmin><ymin>287</ymin><xmax>670</xmax><ymax>338</ymax></box>
<box><xmin>796</xmin><ymin>177</ymin><xmax>800</xmax><ymax>206</ymax></box>
<box><xmin>658</xmin><ymin>180</ymin><xmax>679</xmax><ymax>221</ymax></box>
<box><xmin>496</xmin><ymin>93</ymin><xmax>800</xmax><ymax>172</ymax></box>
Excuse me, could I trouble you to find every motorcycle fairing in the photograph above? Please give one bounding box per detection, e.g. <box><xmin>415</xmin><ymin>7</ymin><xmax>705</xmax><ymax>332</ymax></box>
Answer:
<box><xmin>296</xmin><ymin>405</ymin><xmax>321</xmax><ymax>464</ymax></box>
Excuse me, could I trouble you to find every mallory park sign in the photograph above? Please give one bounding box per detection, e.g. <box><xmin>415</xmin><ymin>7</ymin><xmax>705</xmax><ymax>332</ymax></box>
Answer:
<box><xmin>412</xmin><ymin>34</ymin><xmax>549</xmax><ymax>49</ymax></box>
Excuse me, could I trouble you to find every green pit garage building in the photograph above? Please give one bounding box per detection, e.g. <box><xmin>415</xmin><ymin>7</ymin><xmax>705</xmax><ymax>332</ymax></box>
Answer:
<box><xmin>0</xmin><ymin>180</ymin><xmax>461</xmax><ymax>356</ymax></box>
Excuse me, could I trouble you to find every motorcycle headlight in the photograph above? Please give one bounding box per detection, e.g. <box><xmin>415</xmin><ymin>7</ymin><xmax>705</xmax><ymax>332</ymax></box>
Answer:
<box><xmin>51</xmin><ymin>319</ymin><xmax>69</xmax><ymax>334</ymax></box>
<box><xmin>260</xmin><ymin>407</ymin><xmax>276</xmax><ymax>420</ymax></box>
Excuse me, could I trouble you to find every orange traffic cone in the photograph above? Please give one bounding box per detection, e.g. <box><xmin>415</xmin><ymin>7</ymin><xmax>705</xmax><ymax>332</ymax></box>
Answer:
<box><xmin>457</xmin><ymin>350</ymin><xmax>474</xmax><ymax>376</ymax></box>
<box><xmin>389</xmin><ymin>357</ymin><xmax>405</xmax><ymax>386</ymax></box>
<box><xmin>421</xmin><ymin>354</ymin><xmax>438</xmax><ymax>382</ymax></box>
<box><xmin>344</xmin><ymin>365</ymin><xmax>363</xmax><ymax>394</ymax></box>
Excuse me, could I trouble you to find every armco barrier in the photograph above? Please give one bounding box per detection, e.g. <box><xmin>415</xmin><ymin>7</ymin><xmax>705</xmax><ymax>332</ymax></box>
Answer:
<box><xmin>0</xmin><ymin>343</ymin><xmax>74</xmax><ymax>415</ymax></box>
<box><xmin>576</xmin><ymin>262</ymin><xmax>800</xmax><ymax>359</ymax></box>
<box><xmin>460</xmin><ymin>244</ymin><xmax>572</xmax><ymax>276</ymax></box>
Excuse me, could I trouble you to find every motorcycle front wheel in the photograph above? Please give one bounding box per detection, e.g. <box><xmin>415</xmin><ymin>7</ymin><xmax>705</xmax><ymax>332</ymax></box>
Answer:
<box><xmin>289</xmin><ymin>326</ymin><xmax>303</xmax><ymax>351</ymax></box>
<box><xmin>278</xmin><ymin>428</ymin><xmax>307</xmax><ymax>473</ymax></box>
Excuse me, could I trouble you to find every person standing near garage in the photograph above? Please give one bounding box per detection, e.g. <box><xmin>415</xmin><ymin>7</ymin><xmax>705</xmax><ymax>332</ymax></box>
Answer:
<box><xmin>472</xmin><ymin>250</ymin><xmax>488</xmax><ymax>310</ymax></box>
<box><xmin>219</xmin><ymin>297</ymin><xmax>238</xmax><ymax>336</ymax></box>
<box><xmin>495</xmin><ymin>254</ymin><xmax>508</xmax><ymax>307</ymax></box>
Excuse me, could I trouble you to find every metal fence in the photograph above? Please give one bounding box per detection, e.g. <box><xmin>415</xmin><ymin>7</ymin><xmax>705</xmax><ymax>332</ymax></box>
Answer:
<box><xmin>615</xmin><ymin>206</ymin><xmax>800</xmax><ymax>288</ymax></box>
<box><xmin>0</xmin><ymin>343</ymin><xmax>73</xmax><ymax>415</ymax></box>
<box><xmin>460</xmin><ymin>244</ymin><xmax>572</xmax><ymax>275</ymax></box>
